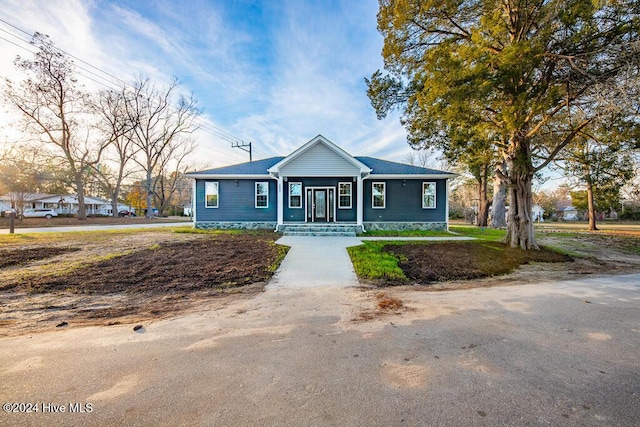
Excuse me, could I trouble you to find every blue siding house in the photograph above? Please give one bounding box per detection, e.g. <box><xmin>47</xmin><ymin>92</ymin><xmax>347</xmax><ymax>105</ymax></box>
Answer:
<box><xmin>188</xmin><ymin>135</ymin><xmax>456</xmax><ymax>232</ymax></box>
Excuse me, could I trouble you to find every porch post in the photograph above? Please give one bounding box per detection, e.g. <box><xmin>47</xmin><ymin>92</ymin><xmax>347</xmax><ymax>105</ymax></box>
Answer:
<box><xmin>356</xmin><ymin>174</ymin><xmax>364</xmax><ymax>230</ymax></box>
<box><xmin>277</xmin><ymin>176</ymin><xmax>284</xmax><ymax>230</ymax></box>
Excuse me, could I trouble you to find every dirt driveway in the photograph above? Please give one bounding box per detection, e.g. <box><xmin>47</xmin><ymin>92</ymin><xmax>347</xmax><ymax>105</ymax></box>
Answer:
<box><xmin>0</xmin><ymin>274</ymin><xmax>638</xmax><ymax>426</ymax></box>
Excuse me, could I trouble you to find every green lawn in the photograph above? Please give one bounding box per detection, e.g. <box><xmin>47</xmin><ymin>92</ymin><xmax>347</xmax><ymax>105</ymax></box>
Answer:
<box><xmin>448</xmin><ymin>225</ymin><xmax>506</xmax><ymax>241</ymax></box>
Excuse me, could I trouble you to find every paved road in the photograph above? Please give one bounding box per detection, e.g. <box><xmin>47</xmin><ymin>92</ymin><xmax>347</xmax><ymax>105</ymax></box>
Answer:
<box><xmin>0</xmin><ymin>274</ymin><xmax>638</xmax><ymax>426</ymax></box>
<box><xmin>0</xmin><ymin>222</ymin><xmax>189</xmax><ymax>234</ymax></box>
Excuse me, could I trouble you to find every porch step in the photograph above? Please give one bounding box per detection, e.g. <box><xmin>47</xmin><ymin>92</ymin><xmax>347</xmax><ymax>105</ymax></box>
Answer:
<box><xmin>280</xmin><ymin>224</ymin><xmax>361</xmax><ymax>237</ymax></box>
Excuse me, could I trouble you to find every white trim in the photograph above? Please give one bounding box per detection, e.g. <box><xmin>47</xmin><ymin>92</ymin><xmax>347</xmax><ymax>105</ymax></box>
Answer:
<box><xmin>446</xmin><ymin>179</ymin><xmax>450</xmax><ymax>232</ymax></box>
<box><xmin>357</xmin><ymin>175</ymin><xmax>364</xmax><ymax>229</ymax></box>
<box><xmin>277</xmin><ymin>176</ymin><xmax>283</xmax><ymax>228</ymax></box>
<box><xmin>255</xmin><ymin>182</ymin><xmax>269</xmax><ymax>209</ymax></box>
<box><xmin>422</xmin><ymin>182</ymin><xmax>437</xmax><ymax>209</ymax></box>
<box><xmin>305</xmin><ymin>186</ymin><xmax>335</xmax><ymax>223</ymax></box>
<box><xmin>192</xmin><ymin>179</ymin><xmax>197</xmax><ymax>224</ymax></box>
<box><xmin>188</xmin><ymin>174</ymin><xmax>273</xmax><ymax>180</ymax></box>
<box><xmin>205</xmin><ymin>181</ymin><xmax>219</xmax><ymax>209</ymax></box>
<box><xmin>338</xmin><ymin>182</ymin><xmax>352</xmax><ymax>209</ymax></box>
<box><xmin>288</xmin><ymin>182</ymin><xmax>303</xmax><ymax>209</ymax></box>
<box><xmin>366</xmin><ymin>174</ymin><xmax>457</xmax><ymax>180</ymax></box>
<box><xmin>372</xmin><ymin>182</ymin><xmax>386</xmax><ymax>209</ymax></box>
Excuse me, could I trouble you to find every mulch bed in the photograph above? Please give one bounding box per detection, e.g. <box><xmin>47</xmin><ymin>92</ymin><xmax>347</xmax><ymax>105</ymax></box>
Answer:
<box><xmin>8</xmin><ymin>234</ymin><xmax>286</xmax><ymax>294</ymax></box>
<box><xmin>385</xmin><ymin>241</ymin><xmax>572</xmax><ymax>283</ymax></box>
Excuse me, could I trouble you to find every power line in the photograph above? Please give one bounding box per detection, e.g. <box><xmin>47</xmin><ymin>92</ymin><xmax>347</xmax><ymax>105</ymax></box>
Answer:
<box><xmin>0</xmin><ymin>16</ymin><xmax>256</xmax><ymax>153</ymax></box>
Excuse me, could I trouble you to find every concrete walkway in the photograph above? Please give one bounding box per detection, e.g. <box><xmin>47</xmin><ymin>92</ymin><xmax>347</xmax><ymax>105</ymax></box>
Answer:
<box><xmin>268</xmin><ymin>236</ymin><xmax>363</xmax><ymax>288</ymax></box>
<box><xmin>269</xmin><ymin>235</ymin><xmax>477</xmax><ymax>289</ymax></box>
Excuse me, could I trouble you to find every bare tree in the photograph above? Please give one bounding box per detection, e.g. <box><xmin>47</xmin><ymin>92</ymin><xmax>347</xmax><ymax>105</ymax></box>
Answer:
<box><xmin>93</xmin><ymin>86</ymin><xmax>140</xmax><ymax>216</ymax></box>
<box><xmin>3</xmin><ymin>33</ymin><xmax>107</xmax><ymax>219</ymax></box>
<box><xmin>152</xmin><ymin>138</ymin><xmax>196</xmax><ymax>215</ymax></box>
<box><xmin>126</xmin><ymin>77</ymin><xmax>201</xmax><ymax>218</ymax></box>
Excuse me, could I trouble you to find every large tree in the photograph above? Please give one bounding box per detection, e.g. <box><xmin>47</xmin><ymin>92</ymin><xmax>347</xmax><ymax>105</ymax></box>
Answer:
<box><xmin>367</xmin><ymin>0</ymin><xmax>640</xmax><ymax>249</ymax></box>
<box><xmin>3</xmin><ymin>33</ymin><xmax>108</xmax><ymax>220</ymax></box>
<box><xmin>126</xmin><ymin>77</ymin><xmax>201</xmax><ymax>218</ymax></box>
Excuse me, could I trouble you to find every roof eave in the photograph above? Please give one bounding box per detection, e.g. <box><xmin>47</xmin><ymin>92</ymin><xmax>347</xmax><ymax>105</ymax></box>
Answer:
<box><xmin>366</xmin><ymin>173</ymin><xmax>458</xmax><ymax>179</ymax></box>
<box><xmin>186</xmin><ymin>174</ymin><xmax>275</xmax><ymax>180</ymax></box>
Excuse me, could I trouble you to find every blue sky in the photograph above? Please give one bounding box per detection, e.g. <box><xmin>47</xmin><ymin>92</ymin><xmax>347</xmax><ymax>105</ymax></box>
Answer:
<box><xmin>0</xmin><ymin>0</ymin><xmax>412</xmax><ymax>168</ymax></box>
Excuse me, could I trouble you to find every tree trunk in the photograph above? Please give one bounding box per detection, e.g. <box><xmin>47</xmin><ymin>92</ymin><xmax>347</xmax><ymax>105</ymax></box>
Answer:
<box><xmin>504</xmin><ymin>136</ymin><xmax>538</xmax><ymax>250</ymax></box>
<box><xmin>476</xmin><ymin>164</ymin><xmax>490</xmax><ymax>227</ymax></box>
<box><xmin>586</xmin><ymin>181</ymin><xmax>598</xmax><ymax>231</ymax></box>
<box><xmin>111</xmin><ymin>196</ymin><xmax>119</xmax><ymax>218</ymax></box>
<box><xmin>145</xmin><ymin>168</ymin><xmax>154</xmax><ymax>218</ymax></box>
<box><xmin>75</xmin><ymin>173</ymin><xmax>87</xmax><ymax>220</ymax></box>
<box><xmin>491</xmin><ymin>161</ymin><xmax>507</xmax><ymax>228</ymax></box>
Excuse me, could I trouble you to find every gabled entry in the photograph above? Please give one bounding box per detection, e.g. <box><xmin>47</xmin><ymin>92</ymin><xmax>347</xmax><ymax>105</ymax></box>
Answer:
<box><xmin>268</xmin><ymin>135</ymin><xmax>371</xmax><ymax>229</ymax></box>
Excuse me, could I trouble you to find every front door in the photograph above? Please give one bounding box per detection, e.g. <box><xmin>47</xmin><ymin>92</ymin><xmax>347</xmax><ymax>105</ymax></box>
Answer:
<box><xmin>314</xmin><ymin>189</ymin><xmax>327</xmax><ymax>222</ymax></box>
<box><xmin>306</xmin><ymin>188</ymin><xmax>334</xmax><ymax>222</ymax></box>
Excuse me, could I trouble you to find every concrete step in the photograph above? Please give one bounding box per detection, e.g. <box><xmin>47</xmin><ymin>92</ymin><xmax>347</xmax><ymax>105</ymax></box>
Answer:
<box><xmin>280</xmin><ymin>224</ymin><xmax>361</xmax><ymax>237</ymax></box>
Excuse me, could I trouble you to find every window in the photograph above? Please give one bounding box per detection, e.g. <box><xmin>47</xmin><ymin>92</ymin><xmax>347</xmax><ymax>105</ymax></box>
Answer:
<box><xmin>372</xmin><ymin>182</ymin><xmax>385</xmax><ymax>209</ymax></box>
<box><xmin>255</xmin><ymin>182</ymin><xmax>269</xmax><ymax>208</ymax></box>
<box><xmin>422</xmin><ymin>182</ymin><xmax>436</xmax><ymax>209</ymax></box>
<box><xmin>289</xmin><ymin>182</ymin><xmax>302</xmax><ymax>208</ymax></box>
<box><xmin>338</xmin><ymin>182</ymin><xmax>352</xmax><ymax>209</ymax></box>
<box><xmin>205</xmin><ymin>182</ymin><xmax>218</xmax><ymax>208</ymax></box>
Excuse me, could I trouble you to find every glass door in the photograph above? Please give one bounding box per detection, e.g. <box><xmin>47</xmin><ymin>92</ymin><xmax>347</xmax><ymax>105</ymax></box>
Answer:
<box><xmin>314</xmin><ymin>190</ymin><xmax>327</xmax><ymax>221</ymax></box>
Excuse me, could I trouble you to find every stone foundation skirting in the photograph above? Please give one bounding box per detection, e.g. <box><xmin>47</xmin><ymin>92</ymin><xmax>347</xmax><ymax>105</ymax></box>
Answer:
<box><xmin>363</xmin><ymin>221</ymin><xmax>448</xmax><ymax>231</ymax></box>
<box><xmin>195</xmin><ymin>221</ymin><xmax>277</xmax><ymax>230</ymax></box>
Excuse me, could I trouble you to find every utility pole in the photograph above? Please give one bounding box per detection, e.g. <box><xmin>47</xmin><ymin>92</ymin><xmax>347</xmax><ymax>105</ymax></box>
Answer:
<box><xmin>231</xmin><ymin>141</ymin><xmax>252</xmax><ymax>162</ymax></box>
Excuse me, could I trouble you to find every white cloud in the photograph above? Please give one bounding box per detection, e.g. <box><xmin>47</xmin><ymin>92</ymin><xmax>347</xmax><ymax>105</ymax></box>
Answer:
<box><xmin>0</xmin><ymin>0</ymin><xmax>418</xmax><ymax>170</ymax></box>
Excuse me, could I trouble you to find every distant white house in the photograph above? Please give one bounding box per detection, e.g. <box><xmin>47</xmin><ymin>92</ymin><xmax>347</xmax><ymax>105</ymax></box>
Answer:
<box><xmin>532</xmin><ymin>204</ymin><xmax>545</xmax><ymax>222</ymax></box>
<box><xmin>0</xmin><ymin>193</ymin><xmax>131</xmax><ymax>216</ymax></box>
<box><xmin>561</xmin><ymin>206</ymin><xmax>579</xmax><ymax>221</ymax></box>
<box><xmin>503</xmin><ymin>204</ymin><xmax>545</xmax><ymax>222</ymax></box>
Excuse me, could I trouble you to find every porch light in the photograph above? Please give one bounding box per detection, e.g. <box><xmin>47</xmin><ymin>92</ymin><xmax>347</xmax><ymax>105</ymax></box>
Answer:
<box><xmin>235</xmin><ymin>180</ymin><xmax>239</xmax><ymax>186</ymax></box>
<box><xmin>402</xmin><ymin>180</ymin><xmax>407</xmax><ymax>187</ymax></box>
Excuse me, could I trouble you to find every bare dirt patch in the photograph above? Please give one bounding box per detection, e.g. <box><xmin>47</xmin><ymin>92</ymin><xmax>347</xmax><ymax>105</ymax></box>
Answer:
<box><xmin>0</xmin><ymin>231</ymin><xmax>287</xmax><ymax>336</ymax></box>
<box><xmin>0</xmin><ymin>215</ymin><xmax>189</xmax><ymax>229</ymax></box>
<box><xmin>386</xmin><ymin>241</ymin><xmax>572</xmax><ymax>283</ymax></box>
<box><xmin>354</xmin><ymin>292</ymin><xmax>412</xmax><ymax>321</ymax></box>
<box><xmin>0</xmin><ymin>247</ymin><xmax>81</xmax><ymax>269</ymax></box>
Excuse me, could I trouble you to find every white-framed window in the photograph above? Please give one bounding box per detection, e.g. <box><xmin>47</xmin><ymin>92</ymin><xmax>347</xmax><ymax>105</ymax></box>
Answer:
<box><xmin>422</xmin><ymin>182</ymin><xmax>436</xmax><ymax>209</ymax></box>
<box><xmin>289</xmin><ymin>182</ymin><xmax>302</xmax><ymax>208</ymax></box>
<box><xmin>372</xmin><ymin>182</ymin><xmax>385</xmax><ymax>209</ymax></box>
<box><xmin>338</xmin><ymin>182</ymin><xmax>352</xmax><ymax>209</ymax></box>
<box><xmin>205</xmin><ymin>181</ymin><xmax>219</xmax><ymax>208</ymax></box>
<box><xmin>255</xmin><ymin>182</ymin><xmax>269</xmax><ymax>208</ymax></box>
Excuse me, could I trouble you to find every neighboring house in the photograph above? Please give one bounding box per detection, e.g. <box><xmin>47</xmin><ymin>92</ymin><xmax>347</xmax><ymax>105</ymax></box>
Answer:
<box><xmin>532</xmin><ymin>204</ymin><xmax>545</xmax><ymax>222</ymax></box>
<box><xmin>34</xmin><ymin>195</ymin><xmax>113</xmax><ymax>216</ymax></box>
<box><xmin>502</xmin><ymin>204</ymin><xmax>545</xmax><ymax>223</ymax></box>
<box><xmin>0</xmin><ymin>193</ymin><xmax>128</xmax><ymax>216</ymax></box>
<box><xmin>187</xmin><ymin>135</ymin><xmax>457</xmax><ymax>232</ymax></box>
<box><xmin>561</xmin><ymin>206</ymin><xmax>579</xmax><ymax>221</ymax></box>
<box><xmin>0</xmin><ymin>193</ymin><xmax>54</xmax><ymax>214</ymax></box>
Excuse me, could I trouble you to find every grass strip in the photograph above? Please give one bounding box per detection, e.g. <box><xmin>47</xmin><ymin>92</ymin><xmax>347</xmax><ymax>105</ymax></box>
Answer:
<box><xmin>347</xmin><ymin>242</ymin><xmax>408</xmax><ymax>283</ymax></box>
